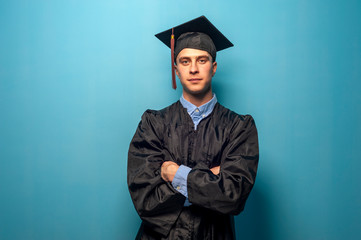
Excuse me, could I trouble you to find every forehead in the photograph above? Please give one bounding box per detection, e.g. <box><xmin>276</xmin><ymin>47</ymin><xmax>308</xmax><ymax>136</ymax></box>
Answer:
<box><xmin>177</xmin><ymin>48</ymin><xmax>212</xmax><ymax>59</ymax></box>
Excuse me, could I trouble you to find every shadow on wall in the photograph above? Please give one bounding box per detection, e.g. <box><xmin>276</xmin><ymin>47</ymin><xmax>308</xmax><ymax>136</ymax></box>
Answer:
<box><xmin>212</xmin><ymin>70</ymin><xmax>243</xmax><ymax>106</ymax></box>
<box><xmin>234</xmin><ymin>176</ymin><xmax>273</xmax><ymax>240</ymax></box>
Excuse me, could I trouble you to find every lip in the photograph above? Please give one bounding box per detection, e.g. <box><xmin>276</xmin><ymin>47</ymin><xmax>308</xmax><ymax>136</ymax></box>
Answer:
<box><xmin>188</xmin><ymin>78</ymin><xmax>202</xmax><ymax>82</ymax></box>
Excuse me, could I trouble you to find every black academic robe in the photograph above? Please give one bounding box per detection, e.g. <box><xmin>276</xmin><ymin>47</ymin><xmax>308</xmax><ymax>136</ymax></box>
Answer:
<box><xmin>127</xmin><ymin>101</ymin><xmax>259</xmax><ymax>240</ymax></box>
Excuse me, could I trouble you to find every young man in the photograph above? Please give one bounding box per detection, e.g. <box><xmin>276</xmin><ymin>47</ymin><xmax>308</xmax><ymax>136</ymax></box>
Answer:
<box><xmin>128</xmin><ymin>16</ymin><xmax>259</xmax><ymax>240</ymax></box>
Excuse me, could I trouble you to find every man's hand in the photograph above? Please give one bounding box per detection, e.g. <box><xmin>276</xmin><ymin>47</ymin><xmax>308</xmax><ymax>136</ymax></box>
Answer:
<box><xmin>210</xmin><ymin>166</ymin><xmax>220</xmax><ymax>175</ymax></box>
<box><xmin>161</xmin><ymin>161</ymin><xmax>179</xmax><ymax>182</ymax></box>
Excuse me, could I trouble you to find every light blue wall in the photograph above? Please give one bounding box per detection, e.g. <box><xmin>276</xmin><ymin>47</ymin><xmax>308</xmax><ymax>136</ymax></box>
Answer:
<box><xmin>1</xmin><ymin>0</ymin><xmax>360</xmax><ymax>239</ymax></box>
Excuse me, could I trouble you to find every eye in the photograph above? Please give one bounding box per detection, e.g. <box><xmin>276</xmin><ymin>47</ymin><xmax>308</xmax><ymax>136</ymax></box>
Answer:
<box><xmin>181</xmin><ymin>60</ymin><xmax>190</xmax><ymax>65</ymax></box>
<box><xmin>198</xmin><ymin>58</ymin><xmax>208</xmax><ymax>64</ymax></box>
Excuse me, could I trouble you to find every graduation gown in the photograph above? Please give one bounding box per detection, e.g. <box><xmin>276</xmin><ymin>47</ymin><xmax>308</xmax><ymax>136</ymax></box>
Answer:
<box><xmin>127</xmin><ymin>101</ymin><xmax>259</xmax><ymax>240</ymax></box>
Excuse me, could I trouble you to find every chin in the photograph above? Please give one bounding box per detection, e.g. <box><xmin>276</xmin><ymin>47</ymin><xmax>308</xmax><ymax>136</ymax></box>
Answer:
<box><xmin>186</xmin><ymin>87</ymin><xmax>210</xmax><ymax>96</ymax></box>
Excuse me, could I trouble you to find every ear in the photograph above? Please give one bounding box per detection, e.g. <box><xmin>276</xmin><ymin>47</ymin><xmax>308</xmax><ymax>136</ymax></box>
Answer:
<box><xmin>212</xmin><ymin>61</ymin><xmax>217</xmax><ymax>76</ymax></box>
<box><xmin>174</xmin><ymin>64</ymin><xmax>179</xmax><ymax>77</ymax></box>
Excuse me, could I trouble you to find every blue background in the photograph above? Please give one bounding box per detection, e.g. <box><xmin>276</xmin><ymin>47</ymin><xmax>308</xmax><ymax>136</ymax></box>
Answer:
<box><xmin>1</xmin><ymin>0</ymin><xmax>360</xmax><ymax>239</ymax></box>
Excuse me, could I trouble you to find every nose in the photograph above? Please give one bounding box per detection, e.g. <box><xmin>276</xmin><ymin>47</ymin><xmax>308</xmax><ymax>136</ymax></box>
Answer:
<box><xmin>189</xmin><ymin>61</ymin><xmax>199</xmax><ymax>74</ymax></box>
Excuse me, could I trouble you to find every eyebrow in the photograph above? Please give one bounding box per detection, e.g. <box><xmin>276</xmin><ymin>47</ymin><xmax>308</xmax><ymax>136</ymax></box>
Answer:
<box><xmin>178</xmin><ymin>55</ymin><xmax>210</xmax><ymax>60</ymax></box>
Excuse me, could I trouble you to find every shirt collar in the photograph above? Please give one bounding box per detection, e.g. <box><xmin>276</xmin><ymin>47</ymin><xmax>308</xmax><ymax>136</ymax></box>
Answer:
<box><xmin>180</xmin><ymin>94</ymin><xmax>217</xmax><ymax>117</ymax></box>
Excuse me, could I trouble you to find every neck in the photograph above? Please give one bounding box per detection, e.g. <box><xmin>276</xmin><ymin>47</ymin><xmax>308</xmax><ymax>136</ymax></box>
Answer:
<box><xmin>182</xmin><ymin>89</ymin><xmax>213</xmax><ymax>107</ymax></box>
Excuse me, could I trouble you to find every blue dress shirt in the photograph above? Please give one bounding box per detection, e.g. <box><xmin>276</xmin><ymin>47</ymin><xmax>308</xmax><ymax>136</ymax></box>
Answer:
<box><xmin>171</xmin><ymin>94</ymin><xmax>217</xmax><ymax>206</ymax></box>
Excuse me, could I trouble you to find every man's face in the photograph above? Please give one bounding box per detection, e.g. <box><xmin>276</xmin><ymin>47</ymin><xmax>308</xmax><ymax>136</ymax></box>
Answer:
<box><xmin>175</xmin><ymin>48</ymin><xmax>217</xmax><ymax>97</ymax></box>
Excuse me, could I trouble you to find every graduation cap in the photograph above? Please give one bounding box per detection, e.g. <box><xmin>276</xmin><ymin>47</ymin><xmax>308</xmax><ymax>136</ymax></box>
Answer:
<box><xmin>155</xmin><ymin>16</ymin><xmax>234</xmax><ymax>89</ymax></box>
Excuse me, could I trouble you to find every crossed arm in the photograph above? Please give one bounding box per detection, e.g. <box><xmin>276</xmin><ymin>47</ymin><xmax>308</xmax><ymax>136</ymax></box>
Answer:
<box><xmin>161</xmin><ymin>161</ymin><xmax>220</xmax><ymax>182</ymax></box>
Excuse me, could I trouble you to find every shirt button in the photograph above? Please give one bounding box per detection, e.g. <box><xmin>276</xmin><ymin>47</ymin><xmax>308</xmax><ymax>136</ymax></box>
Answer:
<box><xmin>176</xmin><ymin>186</ymin><xmax>181</xmax><ymax>190</ymax></box>
<box><xmin>195</xmin><ymin>109</ymin><xmax>199</xmax><ymax>112</ymax></box>
<box><xmin>202</xmin><ymin>114</ymin><xmax>205</xmax><ymax>117</ymax></box>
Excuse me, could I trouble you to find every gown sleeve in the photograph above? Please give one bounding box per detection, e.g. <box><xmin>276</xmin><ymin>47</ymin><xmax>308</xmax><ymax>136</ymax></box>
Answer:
<box><xmin>127</xmin><ymin>110</ymin><xmax>185</xmax><ymax>237</ymax></box>
<box><xmin>187</xmin><ymin>115</ymin><xmax>259</xmax><ymax>215</ymax></box>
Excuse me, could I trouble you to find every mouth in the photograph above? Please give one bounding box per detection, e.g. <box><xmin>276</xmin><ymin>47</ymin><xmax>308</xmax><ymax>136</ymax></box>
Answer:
<box><xmin>188</xmin><ymin>78</ymin><xmax>202</xmax><ymax>82</ymax></box>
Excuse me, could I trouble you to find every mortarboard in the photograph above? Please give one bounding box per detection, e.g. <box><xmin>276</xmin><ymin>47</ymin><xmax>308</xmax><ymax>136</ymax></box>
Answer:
<box><xmin>155</xmin><ymin>15</ymin><xmax>234</xmax><ymax>89</ymax></box>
